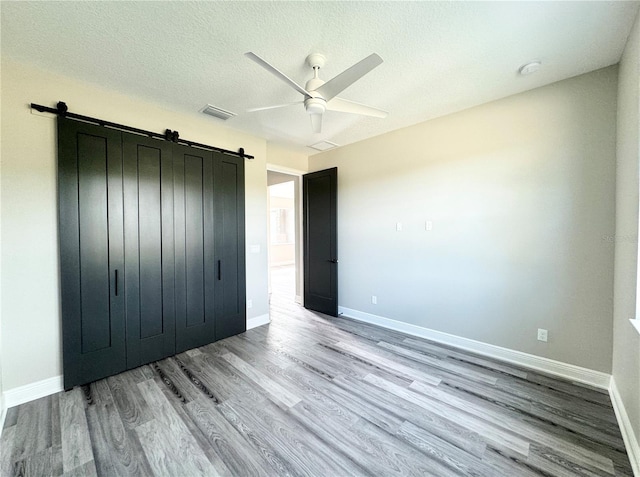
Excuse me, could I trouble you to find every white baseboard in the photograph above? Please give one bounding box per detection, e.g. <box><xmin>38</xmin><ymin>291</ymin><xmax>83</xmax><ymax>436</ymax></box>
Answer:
<box><xmin>3</xmin><ymin>375</ymin><xmax>64</xmax><ymax>409</ymax></box>
<box><xmin>247</xmin><ymin>313</ymin><xmax>270</xmax><ymax>330</ymax></box>
<box><xmin>0</xmin><ymin>395</ymin><xmax>7</xmax><ymax>438</ymax></box>
<box><xmin>610</xmin><ymin>377</ymin><xmax>640</xmax><ymax>476</ymax></box>
<box><xmin>338</xmin><ymin>307</ymin><xmax>611</xmax><ymax>390</ymax></box>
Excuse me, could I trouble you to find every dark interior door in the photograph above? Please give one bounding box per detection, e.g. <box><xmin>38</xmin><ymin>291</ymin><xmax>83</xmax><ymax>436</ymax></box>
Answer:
<box><xmin>173</xmin><ymin>144</ymin><xmax>216</xmax><ymax>352</ymax></box>
<box><xmin>58</xmin><ymin>118</ymin><xmax>126</xmax><ymax>389</ymax></box>
<box><xmin>303</xmin><ymin>167</ymin><xmax>338</xmax><ymax>316</ymax></box>
<box><xmin>123</xmin><ymin>134</ymin><xmax>175</xmax><ymax>368</ymax></box>
<box><xmin>215</xmin><ymin>153</ymin><xmax>246</xmax><ymax>339</ymax></box>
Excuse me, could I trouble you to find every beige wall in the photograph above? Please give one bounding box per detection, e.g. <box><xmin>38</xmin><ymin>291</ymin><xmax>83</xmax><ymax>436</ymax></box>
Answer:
<box><xmin>269</xmin><ymin>195</ymin><xmax>296</xmax><ymax>266</ymax></box>
<box><xmin>0</xmin><ymin>59</ymin><xmax>270</xmax><ymax>391</ymax></box>
<box><xmin>310</xmin><ymin>67</ymin><xmax>618</xmax><ymax>373</ymax></box>
<box><xmin>269</xmin><ymin>195</ymin><xmax>295</xmax><ymax>209</ymax></box>
<box><xmin>266</xmin><ymin>167</ymin><xmax>306</xmax><ymax>300</ymax></box>
<box><xmin>0</xmin><ymin>55</ymin><xmax>4</xmax><ymax>418</ymax></box>
<box><xmin>613</xmin><ymin>9</ymin><xmax>640</xmax><ymax>452</ymax></box>
<box><xmin>266</xmin><ymin>142</ymin><xmax>309</xmax><ymax>173</ymax></box>
<box><xmin>269</xmin><ymin>244</ymin><xmax>295</xmax><ymax>266</ymax></box>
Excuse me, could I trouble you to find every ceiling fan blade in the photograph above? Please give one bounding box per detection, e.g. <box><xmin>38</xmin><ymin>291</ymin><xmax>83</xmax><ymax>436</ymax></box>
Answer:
<box><xmin>245</xmin><ymin>52</ymin><xmax>311</xmax><ymax>98</ymax></box>
<box><xmin>310</xmin><ymin>113</ymin><xmax>323</xmax><ymax>133</ymax></box>
<box><xmin>315</xmin><ymin>53</ymin><xmax>383</xmax><ymax>102</ymax></box>
<box><xmin>247</xmin><ymin>101</ymin><xmax>303</xmax><ymax>113</ymax></box>
<box><xmin>326</xmin><ymin>97</ymin><xmax>388</xmax><ymax>118</ymax></box>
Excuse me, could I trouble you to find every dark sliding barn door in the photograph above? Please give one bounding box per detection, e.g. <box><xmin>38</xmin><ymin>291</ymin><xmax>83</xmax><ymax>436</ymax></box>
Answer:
<box><xmin>123</xmin><ymin>135</ymin><xmax>176</xmax><ymax>368</ymax></box>
<box><xmin>60</xmin><ymin>118</ymin><xmax>247</xmax><ymax>389</ymax></box>
<box><xmin>215</xmin><ymin>153</ymin><xmax>246</xmax><ymax>339</ymax></box>
<box><xmin>173</xmin><ymin>144</ymin><xmax>216</xmax><ymax>352</ymax></box>
<box><xmin>303</xmin><ymin>167</ymin><xmax>338</xmax><ymax>316</ymax></box>
<box><xmin>58</xmin><ymin>118</ymin><xmax>126</xmax><ymax>389</ymax></box>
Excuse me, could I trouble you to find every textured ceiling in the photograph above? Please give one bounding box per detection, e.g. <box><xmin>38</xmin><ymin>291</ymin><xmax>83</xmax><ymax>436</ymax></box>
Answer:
<box><xmin>2</xmin><ymin>1</ymin><xmax>638</xmax><ymax>154</ymax></box>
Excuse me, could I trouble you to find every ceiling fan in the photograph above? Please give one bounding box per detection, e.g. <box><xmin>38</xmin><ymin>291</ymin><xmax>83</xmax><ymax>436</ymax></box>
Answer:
<box><xmin>245</xmin><ymin>52</ymin><xmax>388</xmax><ymax>134</ymax></box>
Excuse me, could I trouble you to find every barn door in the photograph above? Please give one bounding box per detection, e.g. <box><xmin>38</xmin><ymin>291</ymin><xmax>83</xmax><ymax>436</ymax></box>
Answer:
<box><xmin>58</xmin><ymin>118</ymin><xmax>126</xmax><ymax>389</ymax></box>
<box><xmin>123</xmin><ymin>135</ymin><xmax>175</xmax><ymax>368</ymax></box>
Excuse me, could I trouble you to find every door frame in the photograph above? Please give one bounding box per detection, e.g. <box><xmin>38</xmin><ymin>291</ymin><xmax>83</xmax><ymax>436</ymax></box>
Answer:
<box><xmin>266</xmin><ymin>163</ymin><xmax>305</xmax><ymax>305</ymax></box>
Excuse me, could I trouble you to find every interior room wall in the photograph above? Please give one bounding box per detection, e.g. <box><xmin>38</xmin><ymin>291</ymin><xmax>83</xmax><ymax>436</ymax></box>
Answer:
<box><xmin>309</xmin><ymin>66</ymin><xmax>618</xmax><ymax>373</ymax></box>
<box><xmin>612</xmin><ymin>8</ymin><xmax>640</xmax><ymax>454</ymax></box>
<box><xmin>266</xmin><ymin>142</ymin><xmax>309</xmax><ymax>173</ymax></box>
<box><xmin>268</xmin><ymin>194</ymin><xmax>296</xmax><ymax>266</ymax></box>
<box><xmin>266</xmin><ymin>145</ymin><xmax>308</xmax><ymax>303</ymax></box>
<box><xmin>0</xmin><ymin>61</ymin><xmax>4</xmax><ymax>422</ymax></box>
<box><xmin>0</xmin><ymin>58</ymin><xmax>269</xmax><ymax>392</ymax></box>
<box><xmin>267</xmin><ymin>171</ymin><xmax>302</xmax><ymax>300</ymax></box>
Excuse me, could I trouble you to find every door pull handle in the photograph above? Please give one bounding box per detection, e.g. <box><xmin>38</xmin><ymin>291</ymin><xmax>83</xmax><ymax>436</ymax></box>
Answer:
<box><xmin>217</xmin><ymin>260</ymin><xmax>222</xmax><ymax>280</ymax></box>
<box><xmin>115</xmin><ymin>269</ymin><xmax>119</xmax><ymax>296</ymax></box>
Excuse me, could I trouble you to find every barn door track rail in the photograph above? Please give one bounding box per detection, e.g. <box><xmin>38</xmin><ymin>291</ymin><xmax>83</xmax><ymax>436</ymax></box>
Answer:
<box><xmin>30</xmin><ymin>101</ymin><xmax>254</xmax><ymax>160</ymax></box>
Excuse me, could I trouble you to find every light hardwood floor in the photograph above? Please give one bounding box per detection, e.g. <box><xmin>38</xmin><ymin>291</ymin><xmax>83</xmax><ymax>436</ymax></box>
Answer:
<box><xmin>1</xmin><ymin>285</ymin><xmax>633</xmax><ymax>476</ymax></box>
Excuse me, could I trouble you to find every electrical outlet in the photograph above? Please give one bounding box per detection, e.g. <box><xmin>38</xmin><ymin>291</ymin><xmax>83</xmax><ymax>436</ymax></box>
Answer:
<box><xmin>396</xmin><ymin>222</ymin><xmax>402</xmax><ymax>231</ymax></box>
<box><xmin>371</xmin><ymin>295</ymin><xmax>377</xmax><ymax>305</ymax></box>
<box><xmin>537</xmin><ymin>328</ymin><xmax>548</xmax><ymax>342</ymax></box>
<box><xmin>425</xmin><ymin>220</ymin><xmax>433</xmax><ymax>231</ymax></box>
<box><xmin>247</xmin><ymin>299</ymin><xmax>253</xmax><ymax>309</ymax></box>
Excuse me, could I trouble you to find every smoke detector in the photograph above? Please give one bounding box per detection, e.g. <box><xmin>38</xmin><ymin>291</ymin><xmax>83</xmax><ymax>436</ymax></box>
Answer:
<box><xmin>519</xmin><ymin>61</ymin><xmax>542</xmax><ymax>76</ymax></box>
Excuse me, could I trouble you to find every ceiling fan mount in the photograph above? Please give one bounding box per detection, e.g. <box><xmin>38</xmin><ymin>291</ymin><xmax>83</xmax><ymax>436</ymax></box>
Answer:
<box><xmin>306</xmin><ymin>52</ymin><xmax>326</xmax><ymax>70</ymax></box>
<box><xmin>245</xmin><ymin>51</ymin><xmax>388</xmax><ymax>134</ymax></box>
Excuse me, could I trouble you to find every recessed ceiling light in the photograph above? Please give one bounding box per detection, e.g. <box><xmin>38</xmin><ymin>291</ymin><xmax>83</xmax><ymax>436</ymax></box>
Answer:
<box><xmin>309</xmin><ymin>140</ymin><xmax>339</xmax><ymax>152</ymax></box>
<box><xmin>519</xmin><ymin>61</ymin><xmax>542</xmax><ymax>76</ymax></box>
<box><xmin>200</xmin><ymin>104</ymin><xmax>237</xmax><ymax>120</ymax></box>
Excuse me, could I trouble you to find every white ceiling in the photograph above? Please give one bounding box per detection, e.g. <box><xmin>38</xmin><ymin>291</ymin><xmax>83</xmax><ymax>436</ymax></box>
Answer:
<box><xmin>2</xmin><ymin>1</ymin><xmax>638</xmax><ymax>154</ymax></box>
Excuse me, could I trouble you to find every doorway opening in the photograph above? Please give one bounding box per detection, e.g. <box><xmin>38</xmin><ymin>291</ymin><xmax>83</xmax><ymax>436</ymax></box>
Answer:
<box><xmin>267</xmin><ymin>170</ymin><xmax>302</xmax><ymax>306</ymax></box>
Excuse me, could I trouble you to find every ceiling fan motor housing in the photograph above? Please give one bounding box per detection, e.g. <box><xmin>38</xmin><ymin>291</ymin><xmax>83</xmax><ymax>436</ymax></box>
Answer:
<box><xmin>305</xmin><ymin>96</ymin><xmax>326</xmax><ymax>115</ymax></box>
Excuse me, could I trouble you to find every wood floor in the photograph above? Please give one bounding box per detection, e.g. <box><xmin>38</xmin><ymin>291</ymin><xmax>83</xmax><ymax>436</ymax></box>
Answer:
<box><xmin>1</xmin><ymin>294</ymin><xmax>633</xmax><ymax>476</ymax></box>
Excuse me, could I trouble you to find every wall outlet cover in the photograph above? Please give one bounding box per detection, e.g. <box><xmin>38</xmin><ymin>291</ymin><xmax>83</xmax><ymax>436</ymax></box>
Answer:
<box><xmin>537</xmin><ymin>328</ymin><xmax>548</xmax><ymax>342</ymax></box>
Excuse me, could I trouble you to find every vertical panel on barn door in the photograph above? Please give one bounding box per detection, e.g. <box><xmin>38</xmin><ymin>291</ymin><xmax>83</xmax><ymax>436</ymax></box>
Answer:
<box><xmin>173</xmin><ymin>144</ymin><xmax>217</xmax><ymax>352</ymax></box>
<box><xmin>214</xmin><ymin>152</ymin><xmax>246</xmax><ymax>340</ymax></box>
<box><xmin>123</xmin><ymin>134</ymin><xmax>175</xmax><ymax>368</ymax></box>
<box><xmin>58</xmin><ymin>118</ymin><xmax>126</xmax><ymax>390</ymax></box>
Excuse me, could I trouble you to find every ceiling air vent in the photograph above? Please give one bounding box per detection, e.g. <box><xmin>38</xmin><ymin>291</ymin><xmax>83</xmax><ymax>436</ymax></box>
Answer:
<box><xmin>200</xmin><ymin>104</ymin><xmax>237</xmax><ymax>121</ymax></box>
<box><xmin>309</xmin><ymin>140</ymin><xmax>339</xmax><ymax>152</ymax></box>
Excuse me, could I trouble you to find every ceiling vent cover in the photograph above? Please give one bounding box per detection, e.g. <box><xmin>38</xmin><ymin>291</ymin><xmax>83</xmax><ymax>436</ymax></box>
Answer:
<box><xmin>309</xmin><ymin>140</ymin><xmax>339</xmax><ymax>152</ymax></box>
<box><xmin>201</xmin><ymin>104</ymin><xmax>237</xmax><ymax>121</ymax></box>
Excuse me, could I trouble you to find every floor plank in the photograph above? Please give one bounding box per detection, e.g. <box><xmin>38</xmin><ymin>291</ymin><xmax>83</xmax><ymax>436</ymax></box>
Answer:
<box><xmin>60</xmin><ymin>388</ymin><xmax>94</xmax><ymax>473</ymax></box>
<box><xmin>10</xmin><ymin>396</ymin><xmax>52</xmax><ymax>464</ymax></box>
<box><xmin>136</xmin><ymin>380</ymin><xmax>218</xmax><ymax>476</ymax></box>
<box><xmin>84</xmin><ymin>379</ymin><xmax>154</xmax><ymax>476</ymax></box>
<box><xmin>0</xmin><ymin>267</ymin><xmax>633</xmax><ymax>476</ymax></box>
